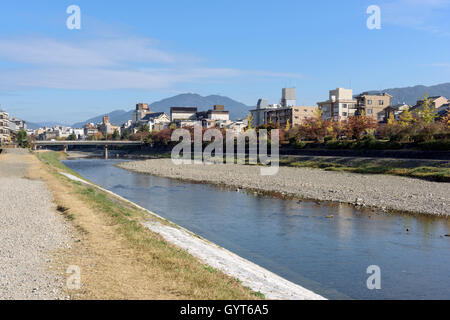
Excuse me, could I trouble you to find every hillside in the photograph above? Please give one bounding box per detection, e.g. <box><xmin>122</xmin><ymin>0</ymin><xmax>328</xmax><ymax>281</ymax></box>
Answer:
<box><xmin>367</xmin><ymin>82</ymin><xmax>450</xmax><ymax>105</ymax></box>
<box><xmin>70</xmin><ymin>93</ymin><xmax>252</xmax><ymax>128</ymax></box>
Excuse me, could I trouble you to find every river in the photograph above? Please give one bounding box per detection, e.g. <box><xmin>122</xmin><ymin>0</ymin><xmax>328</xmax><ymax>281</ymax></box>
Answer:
<box><xmin>64</xmin><ymin>159</ymin><xmax>450</xmax><ymax>300</ymax></box>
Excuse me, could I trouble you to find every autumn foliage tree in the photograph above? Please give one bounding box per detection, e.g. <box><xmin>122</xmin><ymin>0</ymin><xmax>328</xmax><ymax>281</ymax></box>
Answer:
<box><xmin>345</xmin><ymin>115</ymin><xmax>378</xmax><ymax>140</ymax></box>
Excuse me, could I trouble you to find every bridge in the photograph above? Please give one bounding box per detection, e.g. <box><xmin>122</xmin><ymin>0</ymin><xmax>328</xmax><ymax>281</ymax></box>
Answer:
<box><xmin>32</xmin><ymin>140</ymin><xmax>144</xmax><ymax>159</ymax></box>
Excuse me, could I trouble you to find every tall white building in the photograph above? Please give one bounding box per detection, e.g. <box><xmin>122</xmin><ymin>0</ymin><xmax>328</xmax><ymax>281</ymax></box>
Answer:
<box><xmin>0</xmin><ymin>110</ymin><xmax>10</xmax><ymax>144</ymax></box>
<box><xmin>317</xmin><ymin>88</ymin><xmax>357</xmax><ymax>121</ymax></box>
<box><xmin>281</xmin><ymin>88</ymin><xmax>296</xmax><ymax>108</ymax></box>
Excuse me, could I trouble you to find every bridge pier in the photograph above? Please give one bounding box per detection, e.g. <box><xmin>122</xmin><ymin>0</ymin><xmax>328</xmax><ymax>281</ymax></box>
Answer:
<box><xmin>104</xmin><ymin>145</ymin><xmax>108</xmax><ymax>160</ymax></box>
<box><xmin>63</xmin><ymin>145</ymin><xmax>67</xmax><ymax>153</ymax></box>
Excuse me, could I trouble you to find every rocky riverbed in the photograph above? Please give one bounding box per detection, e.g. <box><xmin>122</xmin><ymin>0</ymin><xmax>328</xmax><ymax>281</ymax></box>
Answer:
<box><xmin>118</xmin><ymin>159</ymin><xmax>450</xmax><ymax>216</ymax></box>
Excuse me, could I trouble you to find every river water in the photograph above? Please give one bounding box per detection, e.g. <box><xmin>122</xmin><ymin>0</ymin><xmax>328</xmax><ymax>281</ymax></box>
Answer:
<box><xmin>64</xmin><ymin>159</ymin><xmax>450</xmax><ymax>300</ymax></box>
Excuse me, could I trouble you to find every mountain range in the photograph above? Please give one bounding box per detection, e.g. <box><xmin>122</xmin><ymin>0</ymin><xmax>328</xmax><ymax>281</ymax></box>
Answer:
<box><xmin>26</xmin><ymin>82</ymin><xmax>450</xmax><ymax>129</ymax></box>
<box><xmin>367</xmin><ymin>82</ymin><xmax>450</xmax><ymax>105</ymax></box>
<box><xmin>68</xmin><ymin>94</ymin><xmax>252</xmax><ymax>128</ymax></box>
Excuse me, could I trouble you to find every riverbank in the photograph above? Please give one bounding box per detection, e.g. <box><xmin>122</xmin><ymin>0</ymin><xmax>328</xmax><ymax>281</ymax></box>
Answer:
<box><xmin>31</xmin><ymin>151</ymin><xmax>325</xmax><ymax>299</ymax></box>
<box><xmin>118</xmin><ymin>159</ymin><xmax>450</xmax><ymax>216</ymax></box>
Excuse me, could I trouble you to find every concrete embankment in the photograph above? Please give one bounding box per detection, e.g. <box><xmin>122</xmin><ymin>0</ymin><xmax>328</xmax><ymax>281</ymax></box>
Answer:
<box><xmin>118</xmin><ymin>159</ymin><xmax>450</xmax><ymax>216</ymax></box>
<box><xmin>0</xmin><ymin>149</ymin><xmax>70</xmax><ymax>300</ymax></box>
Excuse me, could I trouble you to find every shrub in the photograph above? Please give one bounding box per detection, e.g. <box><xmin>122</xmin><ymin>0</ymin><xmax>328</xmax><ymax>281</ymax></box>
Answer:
<box><xmin>418</xmin><ymin>139</ymin><xmax>450</xmax><ymax>151</ymax></box>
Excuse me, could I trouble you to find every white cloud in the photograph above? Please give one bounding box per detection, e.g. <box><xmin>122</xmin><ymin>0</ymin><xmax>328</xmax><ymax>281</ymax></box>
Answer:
<box><xmin>381</xmin><ymin>0</ymin><xmax>450</xmax><ymax>35</ymax></box>
<box><xmin>0</xmin><ymin>36</ymin><xmax>301</xmax><ymax>91</ymax></box>
<box><xmin>0</xmin><ymin>37</ymin><xmax>176</xmax><ymax>67</ymax></box>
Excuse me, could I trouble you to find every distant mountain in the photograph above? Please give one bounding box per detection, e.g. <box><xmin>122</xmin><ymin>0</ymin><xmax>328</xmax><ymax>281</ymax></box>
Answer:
<box><xmin>147</xmin><ymin>93</ymin><xmax>251</xmax><ymax>120</ymax></box>
<box><xmin>366</xmin><ymin>82</ymin><xmax>450</xmax><ymax>105</ymax></box>
<box><xmin>71</xmin><ymin>110</ymin><xmax>130</xmax><ymax>129</ymax></box>
<box><xmin>70</xmin><ymin>93</ymin><xmax>252</xmax><ymax>128</ymax></box>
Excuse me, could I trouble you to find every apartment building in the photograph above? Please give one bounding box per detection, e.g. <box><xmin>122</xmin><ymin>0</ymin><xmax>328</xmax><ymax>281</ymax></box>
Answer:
<box><xmin>410</xmin><ymin>96</ymin><xmax>449</xmax><ymax>116</ymax></box>
<box><xmin>250</xmin><ymin>99</ymin><xmax>280</xmax><ymax>127</ymax></box>
<box><xmin>266</xmin><ymin>106</ymin><xmax>317</xmax><ymax>128</ymax></box>
<box><xmin>317</xmin><ymin>88</ymin><xmax>357</xmax><ymax>121</ymax></box>
<box><xmin>170</xmin><ymin>107</ymin><xmax>198</xmax><ymax>122</ymax></box>
<box><xmin>355</xmin><ymin>92</ymin><xmax>392</xmax><ymax>122</ymax></box>
<box><xmin>139</xmin><ymin>112</ymin><xmax>170</xmax><ymax>131</ymax></box>
<box><xmin>132</xmin><ymin>103</ymin><xmax>152</xmax><ymax>123</ymax></box>
<box><xmin>281</xmin><ymin>88</ymin><xmax>297</xmax><ymax>107</ymax></box>
<box><xmin>99</xmin><ymin>116</ymin><xmax>121</xmax><ymax>136</ymax></box>
<box><xmin>384</xmin><ymin>103</ymin><xmax>411</xmax><ymax>121</ymax></box>
<box><xmin>196</xmin><ymin>105</ymin><xmax>230</xmax><ymax>125</ymax></box>
<box><xmin>0</xmin><ymin>110</ymin><xmax>11</xmax><ymax>144</ymax></box>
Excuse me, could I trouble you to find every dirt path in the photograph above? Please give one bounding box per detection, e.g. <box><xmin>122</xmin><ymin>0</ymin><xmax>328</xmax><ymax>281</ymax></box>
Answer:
<box><xmin>0</xmin><ymin>149</ymin><xmax>70</xmax><ymax>300</ymax></box>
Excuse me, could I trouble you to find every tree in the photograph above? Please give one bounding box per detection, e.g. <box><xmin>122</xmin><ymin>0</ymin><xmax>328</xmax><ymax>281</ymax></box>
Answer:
<box><xmin>285</xmin><ymin>119</ymin><xmax>291</xmax><ymax>131</ymax></box>
<box><xmin>112</xmin><ymin>130</ymin><xmax>120</xmax><ymax>140</ymax></box>
<box><xmin>121</xmin><ymin>128</ymin><xmax>131</xmax><ymax>140</ymax></box>
<box><xmin>399</xmin><ymin>108</ymin><xmax>415</xmax><ymax>126</ymax></box>
<box><xmin>417</xmin><ymin>94</ymin><xmax>437</xmax><ymax>123</ymax></box>
<box><xmin>345</xmin><ymin>115</ymin><xmax>378</xmax><ymax>140</ymax></box>
<box><xmin>246</xmin><ymin>114</ymin><xmax>253</xmax><ymax>130</ymax></box>
<box><xmin>68</xmin><ymin>133</ymin><xmax>77</xmax><ymax>141</ymax></box>
<box><xmin>387</xmin><ymin>113</ymin><xmax>396</xmax><ymax>125</ymax></box>
<box><xmin>314</xmin><ymin>108</ymin><xmax>323</xmax><ymax>119</ymax></box>
<box><xmin>137</xmin><ymin>124</ymin><xmax>150</xmax><ymax>133</ymax></box>
<box><xmin>17</xmin><ymin>129</ymin><xmax>28</xmax><ymax>148</ymax></box>
<box><xmin>295</xmin><ymin>117</ymin><xmax>330</xmax><ymax>143</ymax></box>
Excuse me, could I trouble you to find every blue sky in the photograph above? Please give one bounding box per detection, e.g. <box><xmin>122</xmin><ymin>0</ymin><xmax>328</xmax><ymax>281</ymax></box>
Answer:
<box><xmin>1</xmin><ymin>0</ymin><xmax>450</xmax><ymax>123</ymax></box>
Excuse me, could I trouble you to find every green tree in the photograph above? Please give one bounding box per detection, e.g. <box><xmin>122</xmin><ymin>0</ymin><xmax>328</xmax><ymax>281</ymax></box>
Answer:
<box><xmin>68</xmin><ymin>133</ymin><xmax>77</xmax><ymax>141</ymax></box>
<box><xmin>417</xmin><ymin>94</ymin><xmax>437</xmax><ymax>123</ymax></box>
<box><xmin>112</xmin><ymin>130</ymin><xmax>120</xmax><ymax>140</ymax></box>
<box><xmin>137</xmin><ymin>125</ymin><xmax>150</xmax><ymax>133</ymax></box>
<box><xmin>121</xmin><ymin>128</ymin><xmax>131</xmax><ymax>140</ymax></box>
<box><xmin>17</xmin><ymin>129</ymin><xmax>28</xmax><ymax>148</ymax></box>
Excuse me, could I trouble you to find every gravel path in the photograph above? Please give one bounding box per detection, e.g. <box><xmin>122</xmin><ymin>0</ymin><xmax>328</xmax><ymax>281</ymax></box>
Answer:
<box><xmin>0</xmin><ymin>149</ymin><xmax>70</xmax><ymax>300</ymax></box>
<box><xmin>119</xmin><ymin>159</ymin><xmax>450</xmax><ymax>216</ymax></box>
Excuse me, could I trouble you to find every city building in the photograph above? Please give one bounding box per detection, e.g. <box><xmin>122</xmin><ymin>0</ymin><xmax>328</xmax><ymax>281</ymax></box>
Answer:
<box><xmin>436</xmin><ymin>103</ymin><xmax>449</xmax><ymax>120</ymax></box>
<box><xmin>99</xmin><ymin>116</ymin><xmax>121</xmax><ymax>136</ymax></box>
<box><xmin>196</xmin><ymin>105</ymin><xmax>230</xmax><ymax>128</ymax></box>
<box><xmin>170</xmin><ymin>107</ymin><xmax>198</xmax><ymax>122</ymax></box>
<box><xmin>355</xmin><ymin>92</ymin><xmax>392</xmax><ymax>122</ymax></box>
<box><xmin>139</xmin><ymin>112</ymin><xmax>171</xmax><ymax>131</ymax></box>
<box><xmin>410</xmin><ymin>96</ymin><xmax>449</xmax><ymax>116</ymax></box>
<box><xmin>132</xmin><ymin>103</ymin><xmax>152</xmax><ymax>123</ymax></box>
<box><xmin>250</xmin><ymin>99</ymin><xmax>280</xmax><ymax>127</ymax></box>
<box><xmin>222</xmin><ymin>119</ymin><xmax>248</xmax><ymax>135</ymax></box>
<box><xmin>281</xmin><ymin>88</ymin><xmax>297</xmax><ymax>107</ymax></box>
<box><xmin>266</xmin><ymin>106</ymin><xmax>317</xmax><ymax>128</ymax></box>
<box><xmin>0</xmin><ymin>110</ymin><xmax>11</xmax><ymax>144</ymax></box>
<box><xmin>317</xmin><ymin>88</ymin><xmax>357</xmax><ymax>121</ymax></box>
<box><xmin>9</xmin><ymin>117</ymin><xmax>27</xmax><ymax>132</ymax></box>
<box><xmin>84</xmin><ymin>123</ymin><xmax>99</xmax><ymax>137</ymax></box>
<box><xmin>384</xmin><ymin>104</ymin><xmax>411</xmax><ymax>121</ymax></box>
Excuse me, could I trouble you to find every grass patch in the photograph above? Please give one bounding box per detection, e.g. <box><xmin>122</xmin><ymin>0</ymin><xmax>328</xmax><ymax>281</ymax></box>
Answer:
<box><xmin>35</xmin><ymin>151</ymin><xmax>85</xmax><ymax>179</ymax></box>
<box><xmin>280</xmin><ymin>157</ymin><xmax>450</xmax><ymax>182</ymax></box>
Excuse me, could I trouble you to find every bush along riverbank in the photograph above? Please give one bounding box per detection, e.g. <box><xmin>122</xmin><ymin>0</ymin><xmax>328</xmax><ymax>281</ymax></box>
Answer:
<box><xmin>33</xmin><ymin>151</ymin><xmax>266</xmax><ymax>300</ymax></box>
